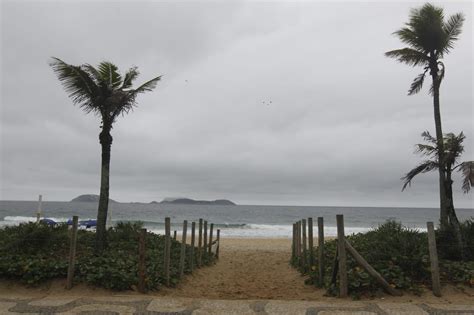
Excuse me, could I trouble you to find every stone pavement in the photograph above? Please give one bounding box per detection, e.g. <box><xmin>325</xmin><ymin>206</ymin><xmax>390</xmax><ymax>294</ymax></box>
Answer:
<box><xmin>0</xmin><ymin>296</ymin><xmax>473</xmax><ymax>315</ymax></box>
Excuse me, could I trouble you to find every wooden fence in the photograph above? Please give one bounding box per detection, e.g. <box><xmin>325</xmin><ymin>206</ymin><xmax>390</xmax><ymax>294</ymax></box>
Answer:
<box><xmin>291</xmin><ymin>215</ymin><xmax>442</xmax><ymax>298</ymax></box>
<box><xmin>66</xmin><ymin>217</ymin><xmax>220</xmax><ymax>292</ymax></box>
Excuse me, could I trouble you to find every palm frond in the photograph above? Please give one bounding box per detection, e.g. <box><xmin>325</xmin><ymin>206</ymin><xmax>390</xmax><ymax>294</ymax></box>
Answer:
<box><xmin>392</xmin><ymin>28</ymin><xmax>425</xmax><ymax>52</ymax></box>
<box><xmin>402</xmin><ymin>160</ymin><xmax>438</xmax><ymax>191</ymax></box>
<box><xmin>458</xmin><ymin>161</ymin><xmax>474</xmax><ymax>193</ymax></box>
<box><xmin>132</xmin><ymin>75</ymin><xmax>162</xmax><ymax>95</ymax></box>
<box><xmin>385</xmin><ymin>48</ymin><xmax>429</xmax><ymax>67</ymax></box>
<box><xmin>415</xmin><ymin>143</ymin><xmax>437</xmax><ymax>156</ymax></box>
<box><xmin>121</xmin><ymin>67</ymin><xmax>139</xmax><ymax>90</ymax></box>
<box><xmin>82</xmin><ymin>64</ymin><xmax>100</xmax><ymax>83</ymax></box>
<box><xmin>444</xmin><ymin>132</ymin><xmax>465</xmax><ymax>168</ymax></box>
<box><xmin>442</xmin><ymin>13</ymin><xmax>465</xmax><ymax>55</ymax></box>
<box><xmin>421</xmin><ymin>131</ymin><xmax>437</xmax><ymax>144</ymax></box>
<box><xmin>97</xmin><ymin>62</ymin><xmax>123</xmax><ymax>88</ymax></box>
<box><xmin>49</xmin><ymin>57</ymin><xmax>100</xmax><ymax>114</ymax></box>
<box><xmin>408</xmin><ymin>71</ymin><xmax>427</xmax><ymax>95</ymax></box>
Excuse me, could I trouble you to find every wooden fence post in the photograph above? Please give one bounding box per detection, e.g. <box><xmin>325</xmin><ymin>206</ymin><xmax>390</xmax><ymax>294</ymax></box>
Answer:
<box><xmin>216</xmin><ymin>229</ymin><xmax>220</xmax><ymax>259</ymax></box>
<box><xmin>164</xmin><ymin>217</ymin><xmax>171</xmax><ymax>286</ymax></box>
<box><xmin>302</xmin><ymin>219</ymin><xmax>307</xmax><ymax>270</ymax></box>
<box><xmin>66</xmin><ymin>216</ymin><xmax>78</xmax><ymax>290</ymax></box>
<box><xmin>138</xmin><ymin>228</ymin><xmax>147</xmax><ymax>293</ymax></box>
<box><xmin>318</xmin><ymin>217</ymin><xmax>325</xmax><ymax>287</ymax></box>
<box><xmin>208</xmin><ymin>223</ymin><xmax>214</xmax><ymax>256</ymax></box>
<box><xmin>179</xmin><ymin>220</ymin><xmax>188</xmax><ymax>278</ymax></box>
<box><xmin>427</xmin><ymin>222</ymin><xmax>442</xmax><ymax>297</ymax></box>
<box><xmin>344</xmin><ymin>239</ymin><xmax>402</xmax><ymax>296</ymax></box>
<box><xmin>297</xmin><ymin>221</ymin><xmax>301</xmax><ymax>261</ymax></box>
<box><xmin>173</xmin><ymin>230</ymin><xmax>177</xmax><ymax>241</ymax></box>
<box><xmin>190</xmin><ymin>221</ymin><xmax>196</xmax><ymax>272</ymax></box>
<box><xmin>292</xmin><ymin>223</ymin><xmax>296</xmax><ymax>261</ymax></box>
<box><xmin>336</xmin><ymin>214</ymin><xmax>348</xmax><ymax>297</ymax></box>
<box><xmin>294</xmin><ymin>221</ymin><xmax>298</xmax><ymax>263</ymax></box>
<box><xmin>198</xmin><ymin>218</ymin><xmax>203</xmax><ymax>267</ymax></box>
<box><xmin>308</xmin><ymin>217</ymin><xmax>314</xmax><ymax>267</ymax></box>
<box><xmin>203</xmin><ymin>220</ymin><xmax>208</xmax><ymax>258</ymax></box>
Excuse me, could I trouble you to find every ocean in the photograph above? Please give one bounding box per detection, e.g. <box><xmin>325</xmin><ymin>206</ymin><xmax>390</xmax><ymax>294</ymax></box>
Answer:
<box><xmin>0</xmin><ymin>200</ymin><xmax>472</xmax><ymax>238</ymax></box>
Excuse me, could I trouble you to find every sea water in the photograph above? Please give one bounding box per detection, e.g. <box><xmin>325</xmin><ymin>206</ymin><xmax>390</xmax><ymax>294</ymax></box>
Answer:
<box><xmin>0</xmin><ymin>200</ymin><xmax>472</xmax><ymax>238</ymax></box>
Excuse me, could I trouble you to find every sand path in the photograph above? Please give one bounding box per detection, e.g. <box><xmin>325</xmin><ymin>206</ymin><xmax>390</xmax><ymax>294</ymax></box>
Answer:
<box><xmin>159</xmin><ymin>238</ymin><xmax>325</xmax><ymax>300</ymax></box>
<box><xmin>157</xmin><ymin>238</ymin><xmax>473</xmax><ymax>304</ymax></box>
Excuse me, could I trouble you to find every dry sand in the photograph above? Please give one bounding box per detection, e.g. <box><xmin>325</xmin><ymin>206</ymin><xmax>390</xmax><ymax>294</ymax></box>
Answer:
<box><xmin>0</xmin><ymin>237</ymin><xmax>472</xmax><ymax>304</ymax></box>
<box><xmin>156</xmin><ymin>238</ymin><xmax>473</xmax><ymax>304</ymax></box>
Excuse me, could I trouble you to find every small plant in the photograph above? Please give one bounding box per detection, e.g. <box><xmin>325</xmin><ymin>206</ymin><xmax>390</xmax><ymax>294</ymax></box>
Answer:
<box><xmin>0</xmin><ymin>221</ymin><xmax>216</xmax><ymax>290</ymax></box>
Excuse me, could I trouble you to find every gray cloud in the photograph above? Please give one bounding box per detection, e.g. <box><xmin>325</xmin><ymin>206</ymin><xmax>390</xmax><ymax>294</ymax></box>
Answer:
<box><xmin>1</xmin><ymin>0</ymin><xmax>472</xmax><ymax>208</ymax></box>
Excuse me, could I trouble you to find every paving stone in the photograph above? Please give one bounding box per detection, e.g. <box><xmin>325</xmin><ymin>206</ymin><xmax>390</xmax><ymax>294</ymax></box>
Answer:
<box><xmin>318</xmin><ymin>311</ymin><xmax>378</xmax><ymax>315</ymax></box>
<box><xmin>265</xmin><ymin>301</ymin><xmax>322</xmax><ymax>315</ymax></box>
<box><xmin>193</xmin><ymin>300</ymin><xmax>255</xmax><ymax>315</ymax></box>
<box><xmin>377</xmin><ymin>303</ymin><xmax>428</xmax><ymax>315</ymax></box>
<box><xmin>62</xmin><ymin>303</ymin><xmax>135</xmax><ymax>315</ymax></box>
<box><xmin>91</xmin><ymin>296</ymin><xmax>150</xmax><ymax>303</ymax></box>
<box><xmin>30</xmin><ymin>297</ymin><xmax>78</xmax><ymax>306</ymax></box>
<box><xmin>249</xmin><ymin>300</ymin><xmax>268</xmax><ymax>314</ymax></box>
<box><xmin>425</xmin><ymin>304</ymin><xmax>474</xmax><ymax>311</ymax></box>
<box><xmin>146</xmin><ymin>298</ymin><xmax>191</xmax><ymax>312</ymax></box>
<box><xmin>0</xmin><ymin>301</ymin><xmax>16</xmax><ymax>314</ymax></box>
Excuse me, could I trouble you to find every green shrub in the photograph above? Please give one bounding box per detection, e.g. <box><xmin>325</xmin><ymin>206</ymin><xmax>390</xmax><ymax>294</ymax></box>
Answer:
<box><xmin>0</xmin><ymin>221</ymin><xmax>216</xmax><ymax>290</ymax></box>
<box><xmin>436</xmin><ymin>219</ymin><xmax>474</xmax><ymax>261</ymax></box>
<box><xmin>298</xmin><ymin>220</ymin><xmax>473</xmax><ymax>298</ymax></box>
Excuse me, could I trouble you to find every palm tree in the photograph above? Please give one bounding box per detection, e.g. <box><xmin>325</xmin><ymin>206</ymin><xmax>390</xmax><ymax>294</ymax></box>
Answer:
<box><xmin>402</xmin><ymin>131</ymin><xmax>472</xmax><ymax>257</ymax></box>
<box><xmin>459</xmin><ymin>161</ymin><xmax>474</xmax><ymax>193</ymax></box>
<box><xmin>402</xmin><ymin>131</ymin><xmax>470</xmax><ymax>195</ymax></box>
<box><xmin>50</xmin><ymin>58</ymin><xmax>161</xmax><ymax>252</ymax></box>
<box><xmin>385</xmin><ymin>3</ymin><xmax>464</xmax><ymax>228</ymax></box>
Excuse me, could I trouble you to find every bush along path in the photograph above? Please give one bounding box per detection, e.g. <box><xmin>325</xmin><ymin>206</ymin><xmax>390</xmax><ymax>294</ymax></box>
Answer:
<box><xmin>0</xmin><ymin>219</ymin><xmax>219</xmax><ymax>291</ymax></box>
<box><xmin>291</xmin><ymin>218</ymin><xmax>474</xmax><ymax>299</ymax></box>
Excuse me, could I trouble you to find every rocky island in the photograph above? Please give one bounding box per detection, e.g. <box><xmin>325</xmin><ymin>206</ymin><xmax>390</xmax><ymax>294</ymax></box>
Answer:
<box><xmin>71</xmin><ymin>194</ymin><xmax>117</xmax><ymax>203</ymax></box>
<box><xmin>160</xmin><ymin>198</ymin><xmax>236</xmax><ymax>205</ymax></box>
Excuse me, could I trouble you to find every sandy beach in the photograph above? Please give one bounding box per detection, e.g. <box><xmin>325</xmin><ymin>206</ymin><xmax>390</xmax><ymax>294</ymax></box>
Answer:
<box><xmin>157</xmin><ymin>238</ymin><xmax>473</xmax><ymax>304</ymax></box>
<box><xmin>0</xmin><ymin>237</ymin><xmax>472</xmax><ymax>305</ymax></box>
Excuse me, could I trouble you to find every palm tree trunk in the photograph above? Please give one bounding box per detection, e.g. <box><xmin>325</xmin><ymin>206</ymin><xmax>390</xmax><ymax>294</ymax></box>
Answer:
<box><xmin>446</xmin><ymin>170</ymin><xmax>464</xmax><ymax>259</ymax></box>
<box><xmin>430</xmin><ymin>58</ymin><xmax>448</xmax><ymax>228</ymax></box>
<box><xmin>95</xmin><ymin>126</ymin><xmax>113</xmax><ymax>253</ymax></box>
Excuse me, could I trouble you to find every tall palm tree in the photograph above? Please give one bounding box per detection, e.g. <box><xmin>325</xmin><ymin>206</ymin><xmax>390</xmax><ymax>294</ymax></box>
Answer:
<box><xmin>385</xmin><ymin>3</ymin><xmax>464</xmax><ymax>228</ymax></box>
<box><xmin>402</xmin><ymin>131</ymin><xmax>472</xmax><ymax>257</ymax></box>
<box><xmin>50</xmin><ymin>58</ymin><xmax>161</xmax><ymax>252</ymax></box>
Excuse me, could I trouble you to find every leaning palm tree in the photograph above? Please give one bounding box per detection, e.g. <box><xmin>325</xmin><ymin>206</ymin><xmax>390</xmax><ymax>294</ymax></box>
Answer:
<box><xmin>50</xmin><ymin>58</ymin><xmax>161</xmax><ymax>252</ymax></box>
<box><xmin>402</xmin><ymin>131</ymin><xmax>472</xmax><ymax>258</ymax></box>
<box><xmin>386</xmin><ymin>3</ymin><xmax>464</xmax><ymax>228</ymax></box>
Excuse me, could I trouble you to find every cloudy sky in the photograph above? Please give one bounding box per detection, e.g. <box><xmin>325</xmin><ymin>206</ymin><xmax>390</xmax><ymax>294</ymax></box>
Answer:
<box><xmin>1</xmin><ymin>0</ymin><xmax>472</xmax><ymax>208</ymax></box>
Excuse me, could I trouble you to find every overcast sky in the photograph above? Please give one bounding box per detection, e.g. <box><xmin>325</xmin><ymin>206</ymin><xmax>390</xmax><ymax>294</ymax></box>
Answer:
<box><xmin>0</xmin><ymin>0</ymin><xmax>472</xmax><ymax>208</ymax></box>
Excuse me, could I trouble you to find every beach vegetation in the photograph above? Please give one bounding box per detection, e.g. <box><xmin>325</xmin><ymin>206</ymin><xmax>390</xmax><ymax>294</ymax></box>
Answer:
<box><xmin>385</xmin><ymin>3</ymin><xmax>465</xmax><ymax>231</ymax></box>
<box><xmin>298</xmin><ymin>220</ymin><xmax>474</xmax><ymax>298</ymax></box>
<box><xmin>0</xmin><ymin>222</ymin><xmax>214</xmax><ymax>290</ymax></box>
<box><xmin>50</xmin><ymin>58</ymin><xmax>161</xmax><ymax>253</ymax></box>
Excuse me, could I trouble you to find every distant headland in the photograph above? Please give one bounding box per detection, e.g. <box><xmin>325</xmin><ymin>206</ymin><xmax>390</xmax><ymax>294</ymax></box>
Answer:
<box><xmin>159</xmin><ymin>198</ymin><xmax>236</xmax><ymax>206</ymax></box>
<box><xmin>71</xmin><ymin>194</ymin><xmax>117</xmax><ymax>203</ymax></box>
